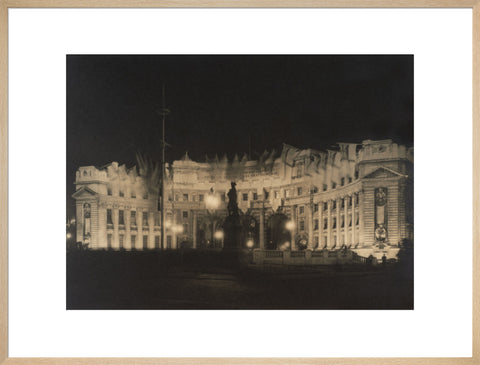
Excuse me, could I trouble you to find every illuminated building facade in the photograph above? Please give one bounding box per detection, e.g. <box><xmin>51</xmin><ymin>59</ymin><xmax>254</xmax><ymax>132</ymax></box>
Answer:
<box><xmin>72</xmin><ymin>139</ymin><xmax>413</xmax><ymax>259</ymax></box>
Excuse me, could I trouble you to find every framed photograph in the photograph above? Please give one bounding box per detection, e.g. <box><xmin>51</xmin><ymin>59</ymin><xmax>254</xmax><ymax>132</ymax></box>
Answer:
<box><xmin>1</xmin><ymin>1</ymin><xmax>478</xmax><ymax>364</ymax></box>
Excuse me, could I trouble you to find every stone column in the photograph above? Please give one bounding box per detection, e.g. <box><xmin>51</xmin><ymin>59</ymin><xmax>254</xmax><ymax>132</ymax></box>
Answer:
<box><xmin>359</xmin><ymin>191</ymin><xmax>365</xmax><ymax>247</ymax></box>
<box><xmin>192</xmin><ymin>210</ymin><xmax>197</xmax><ymax>249</ymax></box>
<box><xmin>336</xmin><ymin>197</ymin><xmax>341</xmax><ymax>248</ymax></box>
<box><xmin>291</xmin><ymin>205</ymin><xmax>296</xmax><ymax>250</ymax></box>
<box><xmin>318</xmin><ymin>201</ymin><xmax>323</xmax><ymax>249</ymax></box>
<box><xmin>148</xmin><ymin>211</ymin><xmax>155</xmax><ymax>249</ymax></box>
<box><xmin>344</xmin><ymin>196</ymin><xmax>348</xmax><ymax>246</ymax></box>
<box><xmin>259</xmin><ymin>207</ymin><xmax>265</xmax><ymax>250</ymax></box>
<box><xmin>327</xmin><ymin>200</ymin><xmax>332</xmax><ymax>248</ymax></box>
<box><xmin>136</xmin><ymin>209</ymin><xmax>142</xmax><ymax>250</ymax></box>
<box><xmin>113</xmin><ymin>207</ymin><xmax>119</xmax><ymax>250</ymax></box>
<box><xmin>351</xmin><ymin>194</ymin><xmax>356</xmax><ymax>246</ymax></box>
<box><xmin>307</xmin><ymin>204</ymin><xmax>314</xmax><ymax>249</ymax></box>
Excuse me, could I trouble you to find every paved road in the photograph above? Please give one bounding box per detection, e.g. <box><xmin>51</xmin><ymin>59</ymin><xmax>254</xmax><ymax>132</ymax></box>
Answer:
<box><xmin>67</xmin><ymin>251</ymin><xmax>413</xmax><ymax>309</ymax></box>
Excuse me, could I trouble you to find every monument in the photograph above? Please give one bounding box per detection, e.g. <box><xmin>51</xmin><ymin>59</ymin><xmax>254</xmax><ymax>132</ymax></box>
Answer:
<box><xmin>223</xmin><ymin>182</ymin><xmax>242</xmax><ymax>250</ymax></box>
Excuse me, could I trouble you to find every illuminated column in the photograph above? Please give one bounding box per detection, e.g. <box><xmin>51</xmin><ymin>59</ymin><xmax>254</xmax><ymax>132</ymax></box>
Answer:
<box><xmin>291</xmin><ymin>205</ymin><xmax>297</xmax><ymax>250</ymax></box>
<box><xmin>113</xmin><ymin>207</ymin><xmax>119</xmax><ymax>249</ymax></box>
<box><xmin>136</xmin><ymin>208</ymin><xmax>142</xmax><ymax>250</ymax></box>
<box><xmin>148</xmin><ymin>211</ymin><xmax>155</xmax><ymax>249</ymax></box>
<box><xmin>318</xmin><ymin>201</ymin><xmax>323</xmax><ymax>249</ymax></box>
<box><xmin>259</xmin><ymin>208</ymin><xmax>265</xmax><ymax>250</ymax></box>
<box><xmin>307</xmin><ymin>204</ymin><xmax>314</xmax><ymax>249</ymax></box>
<box><xmin>172</xmin><ymin>209</ymin><xmax>177</xmax><ymax>249</ymax></box>
<box><xmin>97</xmin><ymin>203</ymin><xmax>107</xmax><ymax>249</ymax></box>
<box><xmin>359</xmin><ymin>191</ymin><xmax>365</xmax><ymax>247</ymax></box>
<box><xmin>192</xmin><ymin>211</ymin><xmax>197</xmax><ymax>249</ymax></box>
<box><xmin>336</xmin><ymin>197</ymin><xmax>340</xmax><ymax>248</ymax></box>
<box><xmin>344</xmin><ymin>196</ymin><xmax>348</xmax><ymax>246</ymax></box>
<box><xmin>351</xmin><ymin>194</ymin><xmax>356</xmax><ymax>246</ymax></box>
<box><xmin>125</xmin><ymin>207</ymin><xmax>131</xmax><ymax>250</ymax></box>
<box><xmin>327</xmin><ymin>200</ymin><xmax>332</xmax><ymax>248</ymax></box>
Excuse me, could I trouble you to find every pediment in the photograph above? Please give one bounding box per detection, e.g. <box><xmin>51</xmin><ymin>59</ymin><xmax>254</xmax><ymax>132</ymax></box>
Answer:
<box><xmin>72</xmin><ymin>186</ymin><xmax>98</xmax><ymax>200</ymax></box>
<box><xmin>363</xmin><ymin>166</ymin><xmax>406</xmax><ymax>179</ymax></box>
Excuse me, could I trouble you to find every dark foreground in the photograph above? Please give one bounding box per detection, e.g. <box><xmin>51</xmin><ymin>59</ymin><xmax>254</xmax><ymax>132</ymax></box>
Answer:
<box><xmin>67</xmin><ymin>250</ymin><xmax>413</xmax><ymax>310</ymax></box>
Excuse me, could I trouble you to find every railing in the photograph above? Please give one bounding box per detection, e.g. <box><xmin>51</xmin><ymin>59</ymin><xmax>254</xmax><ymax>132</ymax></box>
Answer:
<box><xmin>352</xmin><ymin>252</ymin><xmax>367</xmax><ymax>264</ymax></box>
<box><xmin>264</xmin><ymin>250</ymin><xmax>283</xmax><ymax>258</ymax></box>
<box><xmin>291</xmin><ymin>251</ymin><xmax>305</xmax><ymax>258</ymax></box>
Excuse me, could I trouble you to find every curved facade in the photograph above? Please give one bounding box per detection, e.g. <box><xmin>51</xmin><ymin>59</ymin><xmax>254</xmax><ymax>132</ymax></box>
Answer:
<box><xmin>72</xmin><ymin>139</ymin><xmax>413</xmax><ymax>258</ymax></box>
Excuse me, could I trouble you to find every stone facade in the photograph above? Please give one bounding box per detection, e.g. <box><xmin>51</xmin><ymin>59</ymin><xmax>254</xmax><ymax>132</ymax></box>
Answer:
<box><xmin>72</xmin><ymin>139</ymin><xmax>413</xmax><ymax>258</ymax></box>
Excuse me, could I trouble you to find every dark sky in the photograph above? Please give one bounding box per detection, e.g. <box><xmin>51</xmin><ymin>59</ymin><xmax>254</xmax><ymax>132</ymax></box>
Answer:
<box><xmin>67</xmin><ymin>55</ymin><xmax>413</xmax><ymax>217</ymax></box>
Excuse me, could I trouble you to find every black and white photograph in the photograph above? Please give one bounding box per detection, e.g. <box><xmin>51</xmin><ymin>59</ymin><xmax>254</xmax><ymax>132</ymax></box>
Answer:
<box><xmin>66</xmin><ymin>55</ymin><xmax>414</xmax><ymax>310</ymax></box>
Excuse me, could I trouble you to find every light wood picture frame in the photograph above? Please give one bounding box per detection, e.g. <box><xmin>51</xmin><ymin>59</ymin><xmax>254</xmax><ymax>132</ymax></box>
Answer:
<box><xmin>1</xmin><ymin>1</ymin><xmax>479</xmax><ymax>364</ymax></box>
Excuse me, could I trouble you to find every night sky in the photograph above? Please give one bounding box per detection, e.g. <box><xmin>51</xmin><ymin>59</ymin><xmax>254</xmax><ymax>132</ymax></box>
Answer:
<box><xmin>67</xmin><ymin>55</ymin><xmax>413</xmax><ymax>217</ymax></box>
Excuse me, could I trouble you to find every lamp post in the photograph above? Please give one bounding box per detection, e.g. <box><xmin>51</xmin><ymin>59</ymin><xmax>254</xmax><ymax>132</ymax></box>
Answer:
<box><xmin>205</xmin><ymin>188</ymin><xmax>220</xmax><ymax>248</ymax></box>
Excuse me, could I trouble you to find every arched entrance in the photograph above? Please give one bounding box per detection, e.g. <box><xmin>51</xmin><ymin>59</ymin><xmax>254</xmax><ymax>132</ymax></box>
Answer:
<box><xmin>266</xmin><ymin>213</ymin><xmax>290</xmax><ymax>250</ymax></box>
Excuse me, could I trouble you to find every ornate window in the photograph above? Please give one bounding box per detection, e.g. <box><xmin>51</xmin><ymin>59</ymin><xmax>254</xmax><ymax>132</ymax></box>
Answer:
<box><xmin>299</xmin><ymin>206</ymin><xmax>304</xmax><ymax>215</ymax></box>
<box><xmin>182</xmin><ymin>211</ymin><xmax>188</xmax><ymax>218</ymax></box>
<box><xmin>118</xmin><ymin>210</ymin><xmax>124</xmax><ymax>225</ymax></box>
<box><xmin>107</xmin><ymin>209</ymin><xmax>113</xmax><ymax>225</ymax></box>
<box><xmin>243</xmin><ymin>193</ymin><xmax>248</xmax><ymax>201</ymax></box>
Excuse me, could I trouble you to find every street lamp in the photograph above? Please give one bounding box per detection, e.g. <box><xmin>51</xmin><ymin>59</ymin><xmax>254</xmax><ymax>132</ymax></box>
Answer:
<box><xmin>205</xmin><ymin>188</ymin><xmax>221</xmax><ymax>248</ymax></box>
<box><xmin>286</xmin><ymin>220</ymin><xmax>296</xmax><ymax>250</ymax></box>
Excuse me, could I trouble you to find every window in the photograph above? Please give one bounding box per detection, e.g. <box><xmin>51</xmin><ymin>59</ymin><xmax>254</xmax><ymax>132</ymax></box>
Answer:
<box><xmin>131</xmin><ymin>235</ymin><xmax>136</xmax><ymax>249</ymax></box>
<box><xmin>340</xmin><ymin>177</ymin><xmax>345</xmax><ymax>186</ymax></box>
<box><xmin>323</xmin><ymin>218</ymin><xmax>328</xmax><ymax>230</ymax></box>
<box><xmin>348</xmin><ymin>177</ymin><xmax>352</xmax><ymax>184</ymax></box>
<box><xmin>348</xmin><ymin>216</ymin><xmax>352</xmax><ymax>227</ymax></box>
<box><xmin>332</xmin><ymin>217</ymin><xmax>337</xmax><ymax>229</ymax></box>
<box><xmin>297</xmin><ymin>187</ymin><xmax>302</xmax><ymax>196</ymax></box>
<box><xmin>107</xmin><ymin>209</ymin><xmax>113</xmax><ymax>225</ymax></box>
<box><xmin>107</xmin><ymin>187</ymin><xmax>112</xmax><ymax>196</ymax></box>
<box><xmin>332</xmin><ymin>200</ymin><xmax>337</xmax><ymax>210</ymax></box>
<box><xmin>312</xmin><ymin>186</ymin><xmax>318</xmax><ymax>194</ymax></box>
<box><xmin>314</xmin><ymin>219</ymin><xmax>319</xmax><ymax>231</ymax></box>
<box><xmin>355</xmin><ymin>170</ymin><xmax>359</xmax><ymax>179</ymax></box>
<box><xmin>355</xmin><ymin>193</ymin><xmax>359</xmax><ymax>205</ymax></box>
<box><xmin>119</xmin><ymin>234</ymin><xmax>124</xmax><ymax>249</ymax></box>
<box><xmin>143</xmin><ymin>236</ymin><xmax>148</xmax><ymax>249</ymax></box>
<box><xmin>130</xmin><ymin>211</ymin><xmax>136</xmax><ymax>225</ymax></box>
<box><xmin>348</xmin><ymin>196</ymin><xmax>352</xmax><ymax>207</ymax></box>
<box><xmin>299</xmin><ymin>219</ymin><xmax>305</xmax><ymax>231</ymax></box>
<box><xmin>299</xmin><ymin>206</ymin><xmax>304</xmax><ymax>215</ymax></box>
<box><xmin>253</xmin><ymin>192</ymin><xmax>258</xmax><ymax>200</ymax></box>
<box><xmin>199</xmin><ymin>194</ymin><xmax>204</xmax><ymax>202</ymax></box>
<box><xmin>154</xmin><ymin>213</ymin><xmax>160</xmax><ymax>226</ymax></box>
<box><xmin>155</xmin><ymin>236</ymin><xmax>160</xmax><ymax>249</ymax></box>
<box><xmin>131</xmin><ymin>190</ymin><xmax>136</xmax><ymax>198</ymax></box>
<box><xmin>356</xmin><ymin>213</ymin><xmax>359</xmax><ymax>225</ymax></box>
<box><xmin>119</xmin><ymin>190</ymin><xmax>124</xmax><ymax>197</ymax></box>
<box><xmin>243</xmin><ymin>193</ymin><xmax>248</xmax><ymax>201</ymax></box>
<box><xmin>143</xmin><ymin>212</ymin><xmax>148</xmax><ymax>226</ymax></box>
<box><xmin>333</xmin><ymin>235</ymin><xmax>337</xmax><ymax>246</ymax></box>
<box><xmin>341</xmin><ymin>198</ymin><xmax>345</xmax><ymax>209</ymax></box>
<box><xmin>183</xmin><ymin>194</ymin><xmax>188</xmax><ymax>202</ymax></box>
<box><xmin>322</xmin><ymin>184</ymin><xmax>328</xmax><ymax>191</ymax></box>
<box><xmin>332</xmin><ymin>182</ymin><xmax>337</xmax><ymax>189</ymax></box>
<box><xmin>341</xmin><ymin>216</ymin><xmax>345</xmax><ymax>228</ymax></box>
<box><xmin>183</xmin><ymin>211</ymin><xmax>188</xmax><ymax>218</ymax></box>
<box><xmin>143</xmin><ymin>192</ymin><xmax>148</xmax><ymax>200</ymax></box>
<box><xmin>107</xmin><ymin>234</ymin><xmax>112</xmax><ymax>248</ymax></box>
<box><xmin>118</xmin><ymin>210</ymin><xmax>124</xmax><ymax>225</ymax></box>
<box><xmin>314</xmin><ymin>204</ymin><xmax>318</xmax><ymax>212</ymax></box>
<box><xmin>167</xmin><ymin>236</ymin><xmax>172</xmax><ymax>249</ymax></box>
<box><xmin>323</xmin><ymin>202</ymin><xmax>328</xmax><ymax>211</ymax></box>
<box><xmin>315</xmin><ymin>236</ymin><xmax>319</xmax><ymax>246</ymax></box>
<box><xmin>183</xmin><ymin>223</ymin><xmax>188</xmax><ymax>233</ymax></box>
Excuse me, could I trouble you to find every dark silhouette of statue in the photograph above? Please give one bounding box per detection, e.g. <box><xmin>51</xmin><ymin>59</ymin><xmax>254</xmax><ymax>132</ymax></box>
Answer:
<box><xmin>227</xmin><ymin>182</ymin><xmax>239</xmax><ymax>217</ymax></box>
<box><xmin>224</xmin><ymin>181</ymin><xmax>241</xmax><ymax>250</ymax></box>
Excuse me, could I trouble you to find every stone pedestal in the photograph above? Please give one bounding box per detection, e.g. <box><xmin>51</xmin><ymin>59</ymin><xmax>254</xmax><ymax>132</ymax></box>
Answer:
<box><xmin>223</xmin><ymin>215</ymin><xmax>242</xmax><ymax>250</ymax></box>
